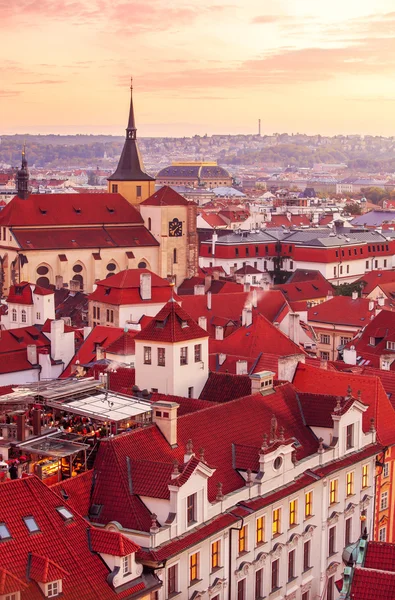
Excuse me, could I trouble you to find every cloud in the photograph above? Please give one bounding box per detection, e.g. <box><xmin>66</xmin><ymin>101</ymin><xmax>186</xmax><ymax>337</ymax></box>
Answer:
<box><xmin>251</xmin><ymin>15</ymin><xmax>291</xmax><ymax>24</ymax></box>
<box><xmin>0</xmin><ymin>90</ymin><xmax>22</xmax><ymax>98</ymax></box>
<box><xmin>17</xmin><ymin>79</ymin><xmax>66</xmax><ymax>85</ymax></box>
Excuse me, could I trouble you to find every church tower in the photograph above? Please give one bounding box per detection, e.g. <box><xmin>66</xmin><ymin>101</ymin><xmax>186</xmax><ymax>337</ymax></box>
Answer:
<box><xmin>108</xmin><ymin>79</ymin><xmax>156</xmax><ymax>205</ymax></box>
<box><xmin>16</xmin><ymin>147</ymin><xmax>30</xmax><ymax>200</ymax></box>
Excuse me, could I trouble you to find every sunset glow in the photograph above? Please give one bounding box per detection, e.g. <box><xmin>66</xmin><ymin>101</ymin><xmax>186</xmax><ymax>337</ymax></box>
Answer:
<box><xmin>2</xmin><ymin>0</ymin><xmax>395</xmax><ymax>136</ymax></box>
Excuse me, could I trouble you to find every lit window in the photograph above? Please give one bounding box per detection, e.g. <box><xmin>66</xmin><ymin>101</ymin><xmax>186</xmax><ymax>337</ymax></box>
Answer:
<box><xmin>23</xmin><ymin>516</ymin><xmax>40</xmax><ymax>533</ymax></box>
<box><xmin>143</xmin><ymin>346</ymin><xmax>151</xmax><ymax>365</ymax></box>
<box><xmin>272</xmin><ymin>508</ymin><xmax>281</xmax><ymax>536</ymax></box>
<box><xmin>238</xmin><ymin>525</ymin><xmax>247</xmax><ymax>554</ymax></box>
<box><xmin>0</xmin><ymin>523</ymin><xmax>11</xmax><ymax>540</ymax></box>
<box><xmin>211</xmin><ymin>540</ymin><xmax>220</xmax><ymax>570</ymax></box>
<box><xmin>329</xmin><ymin>479</ymin><xmax>338</xmax><ymax>505</ymax></box>
<box><xmin>346</xmin><ymin>424</ymin><xmax>354</xmax><ymax>450</ymax></box>
<box><xmin>47</xmin><ymin>581</ymin><xmax>59</xmax><ymax>598</ymax></box>
<box><xmin>122</xmin><ymin>555</ymin><xmax>130</xmax><ymax>576</ymax></box>
<box><xmin>189</xmin><ymin>552</ymin><xmax>199</xmax><ymax>583</ymax></box>
<box><xmin>180</xmin><ymin>346</ymin><xmax>188</xmax><ymax>365</ymax></box>
<box><xmin>346</xmin><ymin>472</ymin><xmax>354</xmax><ymax>496</ymax></box>
<box><xmin>187</xmin><ymin>493</ymin><xmax>196</xmax><ymax>526</ymax></box>
<box><xmin>380</xmin><ymin>491</ymin><xmax>388</xmax><ymax>510</ymax></box>
<box><xmin>56</xmin><ymin>506</ymin><xmax>73</xmax><ymax>521</ymax></box>
<box><xmin>256</xmin><ymin>516</ymin><xmax>264</xmax><ymax>545</ymax></box>
<box><xmin>289</xmin><ymin>499</ymin><xmax>297</xmax><ymax>527</ymax></box>
<box><xmin>362</xmin><ymin>464</ymin><xmax>369</xmax><ymax>488</ymax></box>
<box><xmin>305</xmin><ymin>491</ymin><xmax>313</xmax><ymax>518</ymax></box>
<box><xmin>157</xmin><ymin>347</ymin><xmax>165</xmax><ymax>367</ymax></box>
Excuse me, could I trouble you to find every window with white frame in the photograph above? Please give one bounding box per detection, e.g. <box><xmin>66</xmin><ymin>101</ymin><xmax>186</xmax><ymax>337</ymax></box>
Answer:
<box><xmin>346</xmin><ymin>424</ymin><xmax>354</xmax><ymax>450</ymax></box>
<box><xmin>380</xmin><ymin>491</ymin><xmax>388</xmax><ymax>510</ymax></box>
<box><xmin>320</xmin><ymin>351</ymin><xmax>330</xmax><ymax>360</ymax></box>
<box><xmin>12</xmin><ymin>308</ymin><xmax>17</xmax><ymax>322</ymax></box>
<box><xmin>4</xmin><ymin>594</ymin><xmax>19</xmax><ymax>600</ymax></box>
<box><xmin>320</xmin><ymin>334</ymin><xmax>330</xmax><ymax>345</ymax></box>
<box><xmin>383</xmin><ymin>463</ymin><xmax>389</xmax><ymax>478</ymax></box>
<box><xmin>47</xmin><ymin>581</ymin><xmax>60</xmax><ymax>598</ymax></box>
<box><xmin>386</xmin><ymin>341</ymin><xmax>395</xmax><ymax>351</ymax></box>
<box><xmin>21</xmin><ymin>309</ymin><xmax>27</xmax><ymax>323</ymax></box>
<box><xmin>122</xmin><ymin>555</ymin><xmax>131</xmax><ymax>576</ymax></box>
<box><xmin>379</xmin><ymin>527</ymin><xmax>387</xmax><ymax>542</ymax></box>
<box><xmin>167</xmin><ymin>563</ymin><xmax>178</xmax><ymax>596</ymax></box>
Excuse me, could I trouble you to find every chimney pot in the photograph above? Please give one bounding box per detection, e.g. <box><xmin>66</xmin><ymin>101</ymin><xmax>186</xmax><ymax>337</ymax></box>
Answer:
<box><xmin>152</xmin><ymin>401</ymin><xmax>179</xmax><ymax>447</ymax></box>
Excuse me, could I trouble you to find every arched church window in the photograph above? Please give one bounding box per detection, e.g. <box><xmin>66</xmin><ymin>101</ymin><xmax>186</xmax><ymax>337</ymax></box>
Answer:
<box><xmin>138</xmin><ymin>262</ymin><xmax>147</xmax><ymax>269</ymax></box>
<box><xmin>36</xmin><ymin>277</ymin><xmax>50</xmax><ymax>289</ymax></box>
<box><xmin>36</xmin><ymin>265</ymin><xmax>49</xmax><ymax>275</ymax></box>
<box><xmin>106</xmin><ymin>263</ymin><xmax>116</xmax><ymax>272</ymax></box>
<box><xmin>72</xmin><ymin>274</ymin><xmax>83</xmax><ymax>290</ymax></box>
<box><xmin>73</xmin><ymin>264</ymin><xmax>83</xmax><ymax>273</ymax></box>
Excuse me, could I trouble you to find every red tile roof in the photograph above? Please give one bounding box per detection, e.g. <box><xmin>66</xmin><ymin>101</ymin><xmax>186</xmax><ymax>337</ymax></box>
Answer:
<box><xmin>364</xmin><ymin>541</ymin><xmax>395</xmax><ymax>572</ymax></box>
<box><xmin>199</xmin><ymin>372</ymin><xmax>252</xmax><ymax>402</ymax></box>
<box><xmin>343</xmin><ymin>309</ymin><xmax>395</xmax><ymax>368</ymax></box>
<box><xmin>134</xmin><ymin>301</ymin><xmax>208</xmax><ymax>343</ymax></box>
<box><xmin>90</xmin><ymin>529</ymin><xmax>140</xmax><ymax>557</ymax></box>
<box><xmin>287</xmin><ymin>269</ymin><xmax>327</xmax><ymax>284</ymax></box>
<box><xmin>89</xmin><ymin>269</ymin><xmax>176</xmax><ymax>306</ymax></box>
<box><xmin>297</xmin><ymin>393</ymin><xmax>357</xmax><ymax>427</ymax></box>
<box><xmin>274</xmin><ymin>279</ymin><xmax>332</xmax><ymax>302</ymax></box>
<box><xmin>105</xmin><ymin>330</ymin><xmax>137</xmax><ymax>356</ymax></box>
<box><xmin>141</xmin><ymin>186</ymin><xmax>191</xmax><ymax>206</ymax></box>
<box><xmin>308</xmin><ymin>296</ymin><xmax>377</xmax><ymax>327</ymax></box>
<box><xmin>349</xmin><ymin>568</ymin><xmax>395</xmax><ymax>600</ymax></box>
<box><xmin>150</xmin><ymin>392</ymin><xmax>217</xmax><ymax>416</ymax></box>
<box><xmin>51</xmin><ymin>470</ymin><xmax>94</xmax><ymax>517</ymax></box>
<box><xmin>356</xmin><ymin>269</ymin><xmax>395</xmax><ymax>295</ymax></box>
<box><xmin>199</xmin><ymin>212</ymin><xmax>227</xmax><ymax>228</ymax></box>
<box><xmin>293</xmin><ymin>362</ymin><xmax>395</xmax><ymax>446</ymax></box>
<box><xmin>0</xmin><ymin>326</ymin><xmax>51</xmax><ymax>374</ymax></box>
<box><xmin>29</xmin><ymin>554</ymin><xmax>69</xmax><ymax>583</ymax></box>
<box><xmin>6</xmin><ymin>282</ymin><xmax>52</xmax><ymax>305</ymax></box>
<box><xmin>0</xmin><ymin>193</ymin><xmax>144</xmax><ymax>226</ymax></box>
<box><xmin>0</xmin><ymin>569</ymin><xmax>27</xmax><ymax>594</ymax></box>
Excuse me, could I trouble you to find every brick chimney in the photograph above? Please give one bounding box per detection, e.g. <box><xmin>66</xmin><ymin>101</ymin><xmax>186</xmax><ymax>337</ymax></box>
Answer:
<box><xmin>151</xmin><ymin>401</ymin><xmax>179</xmax><ymax>447</ymax></box>
<box><xmin>194</xmin><ymin>285</ymin><xmax>205</xmax><ymax>295</ymax></box>
<box><xmin>242</xmin><ymin>308</ymin><xmax>252</xmax><ymax>327</ymax></box>
<box><xmin>198</xmin><ymin>316</ymin><xmax>207</xmax><ymax>330</ymax></box>
<box><xmin>236</xmin><ymin>359</ymin><xmax>248</xmax><ymax>375</ymax></box>
<box><xmin>140</xmin><ymin>273</ymin><xmax>152</xmax><ymax>301</ymax></box>
<box><xmin>215</xmin><ymin>325</ymin><xmax>224</xmax><ymax>340</ymax></box>
<box><xmin>27</xmin><ymin>345</ymin><xmax>38</xmax><ymax>365</ymax></box>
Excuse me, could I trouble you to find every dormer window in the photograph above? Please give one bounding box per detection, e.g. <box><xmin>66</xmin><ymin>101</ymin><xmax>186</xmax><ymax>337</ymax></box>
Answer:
<box><xmin>187</xmin><ymin>493</ymin><xmax>197</xmax><ymax>526</ymax></box>
<box><xmin>346</xmin><ymin>424</ymin><xmax>354</xmax><ymax>450</ymax></box>
<box><xmin>387</xmin><ymin>341</ymin><xmax>395</xmax><ymax>351</ymax></box>
<box><xmin>47</xmin><ymin>581</ymin><xmax>60</xmax><ymax>598</ymax></box>
<box><xmin>369</xmin><ymin>337</ymin><xmax>376</xmax><ymax>346</ymax></box>
<box><xmin>121</xmin><ymin>555</ymin><xmax>131</xmax><ymax>576</ymax></box>
<box><xmin>0</xmin><ymin>523</ymin><xmax>11</xmax><ymax>540</ymax></box>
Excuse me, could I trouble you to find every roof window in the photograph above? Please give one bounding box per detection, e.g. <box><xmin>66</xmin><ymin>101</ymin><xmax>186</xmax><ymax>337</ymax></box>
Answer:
<box><xmin>89</xmin><ymin>504</ymin><xmax>103</xmax><ymax>517</ymax></box>
<box><xmin>106</xmin><ymin>206</ymin><xmax>115</xmax><ymax>213</ymax></box>
<box><xmin>0</xmin><ymin>522</ymin><xmax>11</xmax><ymax>540</ymax></box>
<box><xmin>73</xmin><ymin>207</ymin><xmax>82</xmax><ymax>214</ymax></box>
<box><xmin>56</xmin><ymin>507</ymin><xmax>73</xmax><ymax>521</ymax></box>
<box><xmin>24</xmin><ymin>516</ymin><xmax>40</xmax><ymax>533</ymax></box>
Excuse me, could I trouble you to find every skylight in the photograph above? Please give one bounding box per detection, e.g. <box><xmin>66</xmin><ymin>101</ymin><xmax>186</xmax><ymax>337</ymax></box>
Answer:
<box><xmin>24</xmin><ymin>516</ymin><xmax>40</xmax><ymax>533</ymax></box>
<box><xmin>0</xmin><ymin>523</ymin><xmax>11</xmax><ymax>540</ymax></box>
<box><xmin>56</xmin><ymin>507</ymin><xmax>74</xmax><ymax>521</ymax></box>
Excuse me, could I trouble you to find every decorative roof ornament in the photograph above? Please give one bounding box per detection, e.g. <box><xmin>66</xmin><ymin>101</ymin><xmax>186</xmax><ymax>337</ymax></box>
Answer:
<box><xmin>216</xmin><ymin>481</ymin><xmax>224</xmax><ymax>502</ymax></box>
<box><xmin>278</xmin><ymin>426</ymin><xmax>285</xmax><ymax>442</ymax></box>
<box><xmin>199</xmin><ymin>447</ymin><xmax>205</xmax><ymax>463</ymax></box>
<box><xmin>261</xmin><ymin>432</ymin><xmax>268</xmax><ymax>451</ymax></box>
<box><xmin>334</xmin><ymin>396</ymin><xmax>342</xmax><ymax>413</ymax></box>
<box><xmin>270</xmin><ymin>414</ymin><xmax>278</xmax><ymax>442</ymax></box>
<box><xmin>186</xmin><ymin>438</ymin><xmax>193</xmax><ymax>456</ymax></box>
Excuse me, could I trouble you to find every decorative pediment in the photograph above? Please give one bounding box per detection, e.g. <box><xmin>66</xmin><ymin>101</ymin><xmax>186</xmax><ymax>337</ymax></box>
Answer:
<box><xmin>252</xmin><ymin>552</ymin><xmax>268</xmax><ymax>568</ymax></box>
<box><xmin>285</xmin><ymin>592</ymin><xmax>297</xmax><ymax>600</ymax></box>
<box><xmin>302</xmin><ymin>524</ymin><xmax>316</xmax><ymax>540</ymax></box>
<box><xmin>360</xmin><ymin>494</ymin><xmax>372</xmax><ymax>510</ymax></box>
<box><xmin>189</xmin><ymin>592</ymin><xmax>204</xmax><ymax>600</ymax></box>
<box><xmin>300</xmin><ymin>580</ymin><xmax>312</xmax><ymax>594</ymax></box>
<box><xmin>208</xmin><ymin>578</ymin><xmax>226</xmax><ymax>596</ymax></box>
<box><xmin>327</xmin><ymin>561</ymin><xmax>340</xmax><ymax>576</ymax></box>
<box><xmin>234</xmin><ymin>562</ymin><xmax>251</xmax><ymax>580</ymax></box>
<box><xmin>327</xmin><ymin>511</ymin><xmax>341</xmax><ymax>525</ymax></box>
<box><xmin>344</xmin><ymin>502</ymin><xmax>357</xmax><ymax>517</ymax></box>
<box><xmin>287</xmin><ymin>532</ymin><xmax>301</xmax><ymax>547</ymax></box>
<box><xmin>271</xmin><ymin>542</ymin><xmax>284</xmax><ymax>559</ymax></box>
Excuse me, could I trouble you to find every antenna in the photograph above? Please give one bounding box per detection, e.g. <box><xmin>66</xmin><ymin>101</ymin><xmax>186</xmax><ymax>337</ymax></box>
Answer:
<box><xmin>258</xmin><ymin>119</ymin><xmax>261</xmax><ymax>136</ymax></box>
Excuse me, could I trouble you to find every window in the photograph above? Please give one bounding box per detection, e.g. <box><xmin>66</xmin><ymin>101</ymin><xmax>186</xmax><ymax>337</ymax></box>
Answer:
<box><xmin>144</xmin><ymin>346</ymin><xmax>151</xmax><ymax>365</ymax></box>
<box><xmin>288</xmin><ymin>549</ymin><xmax>295</xmax><ymax>581</ymax></box>
<box><xmin>148</xmin><ymin>217</ymin><xmax>152</xmax><ymax>231</ymax></box>
<box><xmin>387</xmin><ymin>341</ymin><xmax>395</xmax><ymax>351</ymax></box>
<box><xmin>187</xmin><ymin>493</ymin><xmax>196</xmax><ymax>525</ymax></box>
<box><xmin>302</xmin><ymin>593</ymin><xmax>309</xmax><ymax>600</ymax></box>
<box><xmin>245</xmin><ymin>247</ymin><xmax>249</xmax><ymax>255</ymax></box>
<box><xmin>362</xmin><ymin>464</ymin><xmax>369</xmax><ymax>488</ymax></box>
<box><xmin>238</xmin><ymin>525</ymin><xmax>247</xmax><ymax>554</ymax></box>
<box><xmin>329</xmin><ymin>479</ymin><xmax>338</xmax><ymax>504</ymax></box>
<box><xmin>320</xmin><ymin>334</ymin><xmax>330</xmax><ymax>345</ymax></box>
<box><xmin>346</xmin><ymin>472</ymin><xmax>354</xmax><ymax>496</ymax></box>
<box><xmin>189</xmin><ymin>552</ymin><xmax>199</xmax><ymax>583</ymax></box>
<box><xmin>36</xmin><ymin>312</ymin><xmax>41</xmax><ymax>320</ymax></box>
<box><xmin>379</xmin><ymin>527</ymin><xmax>387</xmax><ymax>542</ymax></box>
<box><xmin>122</xmin><ymin>555</ymin><xmax>130</xmax><ymax>575</ymax></box>
<box><xmin>327</xmin><ymin>576</ymin><xmax>334</xmax><ymax>600</ymax></box>
<box><xmin>173</xmin><ymin>248</ymin><xmax>177</xmax><ymax>264</ymax></box>
<box><xmin>271</xmin><ymin>559</ymin><xmax>279</xmax><ymax>591</ymax></box>
<box><xmin>5</xmin><ymin>594</ymin><xmax>18</xmax><ymax>600</ymax></box>
<box><xmin>56</xmin><ymin>506</ymin><xmax>73</xmax><ymax>521</ymax></box>
<box><xmin>47</xmin><ymin>582</ymin><xmax>59</xmax><ymax>598</ymax></box>
<box><xmin>167</xmin><ymin>564</ymin><xmax>178</xmax><ymax>596</ymax></box>
<box><xmin>347</xmin><ymin>265</ymin><xmax>350</xmax><ymax>274</ymax></box>
<box><xmin>194</xmin><ymin>344</ymin><xmax>201</xmax><ymax>362</ymax></box>
<box><xmin>112</xmin><ymin>184</ymin><xmax>118</xmax><ymax>193</ymax></box>
<box><xmin>157</xmin><ymin>347</ymin><xmax>165</xmax><ymax>367</ymax></box>
<box><xmin>369</xmin><ymin>336</ymin><xmax>375</xmax><ymax>346</ymax></box>
<box><xmin>289</xmin><ymin>499</ymin><xmax>297</xmax><ymax>527</ymax></box>
<box><xmin>290</xmin><ymin>260</ymin><xmax>294</xmax><ymax>269</ymax></box>
<box><xmin>136</xmin><ymin>185</ymin><xmax>142</xmax><ymax>197</ymax></box>
<box><xmin>255</xmin><ymin>568</ymin><xmax>263</xmax><ymax>598</ymax></box>
<box><xmin>340</xmin><ymin>336</ymin><xmax>351</xmax><ymax>345</ymax></box>
<box><xmin>345</xmin><ymin>517</ymin><xmax>352</xmax><ymax>546</ymax></box>
<box><xmin>366</xmin><ymin>260</ymin><xmax>369</xmax><ymax>269</ymax></box>
<box><xmin>328</xmin><ymin>526</ymin><xmax>336</xmax><ymax>555</ymax></box>
<box><xmin>180</xmin><ymin>346</ymin><xmax>188</xmax><ymax>365</ymax></box>
<box><xmin>23</xmin><ymin>516</ymin><xmax>40</xmax><ymax>533</ymax></box>
<box><xmin>21</xmin><ymin>309</ymin><xmax>26</xmax><ymax>323</ymax></box>
<box><xmin>235</xmin><ymin>248</ymin><xmax>239</xmax><ymax>256</ymax></box>
<box><xmin>211</xmin><ymin>540</ymin><xmax>220</xmax><ymax>570</ymax></box>
<box><xmin>237</xmin><ymin>579</ymin><xmax>245</xmax><ymax>600</ymax></box>
<box><xmin>334</xmin><ymin>266</ymin><xmax>337</xmax><ymax>277</ymax></box>
<box><xmin>188</xmin><ymin>386</ymin><xmax>194</xmax><ymax>398</ymax></box>
<box><xmin>0</xmin><ymin>523</ymin><xmax>11</xmax><ymax>540</ymax></box>
<box><xmin>256</xmin><ymin>516</ymin><xmax>264</xmax><ymax>545</ymax></box>
<box><xmin>384</xmin><ymin>259</ymin><xmax>387</xmax><ymax>267</ymax></box>
<box><xmin>272</xmin><ymin>508</ymin><xmax>281</xmax><ymax>536</ymax></box>
<box><xmin>320</xmin><ymin>351</ymin><xmax>330</xmax><ymax>360</ymax></box>
<box><xmin>340</xmin><ymin>266</ymin><xmax>343</xmax><ymax>275</ymax></box>
<box><xmin>305</xmin><ymin>491</ymin><xmax>313</xmax><ymax>518</ymax></box>
<box><xmin>346</xmin><ymin>424</ymin><xmax>354</xmax><ymax>450</ymax></box>
<box><xmin>106</xmin><ymin>309</ymin><xmax>114</xmax><ymax>323</ymax></box>
<box><xmin>383</xmin><ymin>463</ymin><xmax>389</xmax><ymax>478</ymax></box>
<box><xmin>380</xmin><ymin>491</ymin><xmax>388</xmax><ymax>510</ymax></box>
<box><xmin>375</xmin><ymin>260</ymin><xmax>378</xmax><ymax>268</ymax></box>
<box><xmin>303</xmin><ymin>540</ymin><xmax>311</xmax><ymax>571</ymax></box>
<box><xmin>11</xmin><ymin>308</ymin><xmax>17</xmax><ymax>322</ymax></box>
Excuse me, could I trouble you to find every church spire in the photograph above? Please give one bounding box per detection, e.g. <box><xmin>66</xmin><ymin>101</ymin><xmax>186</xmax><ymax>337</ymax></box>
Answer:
<box><xmin>126</xmin><ymin>78</ymin><xmax>137</xmax><ymax>139</ymax></box>
<box><xmin>16</xmin><ymin>145</ymin><xmax>30</xmax><ymax>200</ymax></box>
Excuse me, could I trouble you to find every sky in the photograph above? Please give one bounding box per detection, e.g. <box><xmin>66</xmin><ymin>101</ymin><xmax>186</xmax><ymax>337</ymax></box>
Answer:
<box><xmin>1</xmin><ymin>0</ymin><xmax>395</xmax><ymax>136</ymax></box>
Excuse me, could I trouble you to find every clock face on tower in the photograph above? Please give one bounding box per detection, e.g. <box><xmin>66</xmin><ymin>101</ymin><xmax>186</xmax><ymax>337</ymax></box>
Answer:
<box><xmin>169</xmin><ymin>218</ymin><xmax>183</xmax><ymax>237</ymax></box>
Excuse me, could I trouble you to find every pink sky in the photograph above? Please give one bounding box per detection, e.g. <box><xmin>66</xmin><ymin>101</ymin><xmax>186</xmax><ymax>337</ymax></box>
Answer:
<box><xmin>1</xmin><ymin>0</ymin><xmax>395</xmax><ymax>136</ymax></box>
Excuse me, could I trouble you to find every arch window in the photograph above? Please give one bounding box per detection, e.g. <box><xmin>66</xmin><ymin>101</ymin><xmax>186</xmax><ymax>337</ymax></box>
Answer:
<box><xmin>12</xmin><ymin>308</ymin><xmax>17</xmax><ymax>322</ymax></box>
<box><xmin>21</xmin><ymin>309</ymin><xmax>27</xmax><ymax>323</ymax></box>
<box><xmin>36</xmin><ymin>276</ymin><xmax>50</xmax><ymax>289</ymax></box>
<box><xmin>36</xmin><ymin>265</ymin><xmax>49</xmax><ymax>275</ymax></box>
<box><xmin>106</xmin><ymin>263</ymin><xmax>116</xmax><ymax>272</ymax></box>
<box><xmin>138</xmin><ymin>261</ymin><xmax>147</xmax><ymax>269</ymax></box>
<box><xmin>72</xmin><ymin>274</ymin><xmax>83</xmax><ymax>290</ymax></box>
<box><xmin>72</xmin><ymin>264</ymin><xmax>83</xmax><ymax>274</ymax></box>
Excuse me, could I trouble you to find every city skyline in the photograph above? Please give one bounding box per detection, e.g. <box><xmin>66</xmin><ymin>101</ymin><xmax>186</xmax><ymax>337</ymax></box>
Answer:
<box><xmin>2</xmin><ymin>0</ymin><xmax>395</xmax><ymax>136</ymax></box>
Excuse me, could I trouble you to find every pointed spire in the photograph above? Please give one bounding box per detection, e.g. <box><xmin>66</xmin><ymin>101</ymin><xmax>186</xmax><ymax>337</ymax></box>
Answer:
<box><xmin>126</xmin><ymin>77</ymin><xmax>137</xmax><ymax>140</ymax></box>
<box><xmin>16</xmin><ymin>145</ymin><xmax>29</xmax><ymax>200</ymax></box>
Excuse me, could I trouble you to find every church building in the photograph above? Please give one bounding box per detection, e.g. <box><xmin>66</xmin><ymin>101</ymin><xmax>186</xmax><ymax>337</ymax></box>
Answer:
<box><xmin>0</xmin><ymin>82</ymin><xmax>198</xmax><ymax>294</ymax></box>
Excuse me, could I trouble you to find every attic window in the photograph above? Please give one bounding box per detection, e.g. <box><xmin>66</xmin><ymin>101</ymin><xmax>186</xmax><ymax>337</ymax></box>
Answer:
<box><xmin>0</xmin><ymin>522</ymin><xmax>11</xmax><ymax>540</ymax></box>
<box><xmin>104</xmin><ymin>288</ymin><xmax>111</xmax><ymax>296</ymax></box>
<box><xmin>24</xmin><ymin>516</ymin><xmax>40</xmax><ymax>533</ymax></box>
<box><xmin>89</xmin><ymin>504</ymin><xmax>103</xmax><ymax>517</ymax></box>
<box><xmin>181</xmin><ymin>320</ymin><xmax>189</xmax><ymax>329</ymax></box>
<box><xmin>73</xmin><ymin>207</ymin><xmax>82</xmax><ymax>214</ymax></box>
<box><xmin>155</xmin><ymin>320</ymin><xmax>165</xmax><ymax>329</ymax></box>
<box><xmin>106</xmin><ymin>206</ymin><xmax>115</xmax><ymax>213</ymax></box>
<box><xmin>39</xmin><ymin>207</ymin><xmax>47</xmax><ymax>214</ymax></box>
<box><xmin>56</xmin><ymin>507</ymin><xmax>73</xmax><ymax>521</ymax></box>
<box><xmin>60</xmin><ymin>489</ymin><xmax>69</xmax><ymax>501</ymax></box>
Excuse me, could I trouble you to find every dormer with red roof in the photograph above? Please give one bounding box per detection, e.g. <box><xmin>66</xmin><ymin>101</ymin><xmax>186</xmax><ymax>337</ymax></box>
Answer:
<box><xmin>2</xmin><ymin>282</ymin><xmax>55</xmax><ymax>329</ymax></box>
<box><xmin>27</xmin><ymin>553</ymin><xmax>68</xmax><ymax>598</ymax></box>
<box><xmin>134</xmin><ymin>300</ymin><xmax>209</xmax><ymax>398</ymax></box>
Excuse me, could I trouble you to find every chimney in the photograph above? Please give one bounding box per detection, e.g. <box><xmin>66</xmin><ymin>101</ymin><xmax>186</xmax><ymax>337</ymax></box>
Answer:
<box><xmin>69</xmin><ymin>279</ymin><xmax>80</xmax><ymax>294</ymax></box>
<box><xmin>198</xmin><ymin>316</ymin><xmax>207</xmax><ymax>330</ymax></box>
<box><xmin>207</xmin><ymin>291</ymin><xmax>212</xmax><ymax>310</ymax></box>
<box><xmin>242</xmin><ymin>308</ymin><xmax>252</xmax><ymax>327</ymax></box>
<box><xmin>351</xmin><ymin>290</ymin><xmax>358</xmax><ymax>300</ymax></box>
<box><xmin>229</xmin><ymin>266</ymin><xmax>236</xmax><ymax>277</ymax></box>
<box><xmin>16</xmin><ymin>413</ymin><xmax>26</xmax><ymax>442</ymax></box>
<box><xmin>83</xmin><ymin>326</ymin><xmax>92</xmax><ymax>340</ymax></box>
<box><xmin>204</xmin><ymin>275</ymin><xmax>212</xmax><ymax>292</ymax></box>
<box><xmin>252</xmin><ymin>288</ymin><xmax>258</xmax><ymax>308</ymax></box>
<box><xmin>244</xmin><ymin>282</ymin><xmax>251</xmax><ymax>293</ymax></box>
<box><xmin>288</xmin><ymin>313</ymin><xmax>300</xmax><ymax>346</ymax></box>
<box><xmin>96</xmin><ymin>345</ymin><xmax>105</xmax><ymax>360</ymax></box>
<box><xmin>194</xmin><ymin>284</ymin><xmax>205</xmax><ymax>295</ymax></box>
<box><xmin>369</xmin><ymin>300</ymin><xmax>374</xmax><ymax>311</ymax></box>
<box><xmin>215</xmin><ymin>326</ymin><xmax>224</xmax><ymax>340</ymax></box>
<box><xmin>55</xmin><ymin>275</ymin><xmax>63</xmax><ymax>290</ymax></box>
<box><xmin>50</xmin><ymin>320</ymin><xmax>65</xmax><ymax>362</ymax></box>
<box><xmin>378</xmin><ymin>296</ymin><xmax>385</xmax><ymax>307</ymax></box>
<box><xmin>211</xmin><ymin>232</ymin><xmax>218</xmax><ymax>255</ymax></box>
<box><xmin>218</xmin><ymin>353</ymin><xmax>226</xmax><ymax>366</ymax></box>
<box><xmin>140</xmin><ymin>273</ymin><xmax>152</xmax><ymax>301</ymax></box>
<box><xmin>151</xmin><ymin>401</ymin><xmax>179</xmax><ymax>447</ymax></box>
<box><xmin>213</xmin><ymin>270</ymin><xmax>220</xmax><ymax>281</ymax></box>
<box><xmin>260</xmin><ymin>280</ymin><xmax>270</xmax><ymax>291</ymax></box>
<box><xmin>27</xmin><ymin>345</ymin><xmax>38</xmax><ymax>365</ymax></box>
<box><xmin>236</xmin><ymin>360</ymin><xmax>248</xmax><ymax>375</ymax></box>
<box><xmin>249</xmin><ymin>371</ymin><xmax>274</xmax><ymax>394</ymax></box>
<box><xmin>32</xmin><ymin>409</ymin><xmax>41</xmax><ymax>436</ymax></box>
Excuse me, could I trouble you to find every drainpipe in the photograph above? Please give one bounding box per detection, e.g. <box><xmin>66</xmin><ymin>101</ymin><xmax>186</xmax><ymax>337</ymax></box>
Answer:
<box><xmin>228</xmin><ymin>513</ymin><xmax>244</xmax><ymax>600</ymax></box>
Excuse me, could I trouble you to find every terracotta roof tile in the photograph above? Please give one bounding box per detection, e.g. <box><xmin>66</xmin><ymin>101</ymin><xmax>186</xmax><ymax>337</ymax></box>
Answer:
<box><xmin>134</xmin><ymin>301</ymin><xmax>208</xmax><ymax>343</ymax></box>
<box><xmin>90</xmin><ymin>528</ymin><xmax>140</xmax><ymax>556</ymax></box>
<box><xmin>141</xmin><ymin>186</ymin><xmax>192</xmax><ymax>206</ymax></box>
<box><xmin>199</xmin><ymin>372</ymin><xmax>251</xmax><ymax>402</ymax></box>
